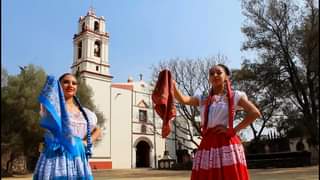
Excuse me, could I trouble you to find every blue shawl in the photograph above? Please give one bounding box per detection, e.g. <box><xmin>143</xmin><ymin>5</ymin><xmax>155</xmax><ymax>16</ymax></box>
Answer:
<box><xmin>38</xmin><ymin>75</ymin><xmax>81</xmax><ymax>157</ymax></box>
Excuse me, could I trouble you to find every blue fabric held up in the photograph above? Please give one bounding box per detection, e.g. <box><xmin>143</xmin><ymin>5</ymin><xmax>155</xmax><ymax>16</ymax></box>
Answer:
<box><xmin>38</xmin><ymin>75</ymin><xmax>80</xmax><ymax>157</ymax></box>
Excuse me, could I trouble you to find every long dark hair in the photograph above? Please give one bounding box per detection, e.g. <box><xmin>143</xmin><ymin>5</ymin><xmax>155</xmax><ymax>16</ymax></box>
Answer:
<box><xmin>73</xmin><ymin>96</ymin><xmax>93</xmax><ymax>158</ymax></box>
<box><xmin>58</xmin><ymin>72</ymin><xmax>74</xmax><ymax>82</ymax></box>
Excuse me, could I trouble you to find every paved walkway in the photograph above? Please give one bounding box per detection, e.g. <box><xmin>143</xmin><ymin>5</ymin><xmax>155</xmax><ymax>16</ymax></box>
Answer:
<box><xmin>3</xmin><ymin>166</ymin><xmax>318</xmax><ymax>180</ymax></box>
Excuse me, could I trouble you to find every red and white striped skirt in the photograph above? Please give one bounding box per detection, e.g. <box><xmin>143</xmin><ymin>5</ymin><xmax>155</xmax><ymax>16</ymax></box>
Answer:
<box><xmin>191</xmin><ymin>128</ymin><xmax>249</xmax><ymax>180</ymax></box>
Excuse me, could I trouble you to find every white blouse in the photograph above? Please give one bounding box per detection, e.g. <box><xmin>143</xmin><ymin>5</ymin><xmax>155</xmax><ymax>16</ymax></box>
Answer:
<box><xmin>195</xmin><ymin>90</ymin><xmax>247</xmax><ymax>128</ymax></box>
<box><xmin>68</xmin><ymin>107</ymin><xmax>98</xmax><ymax>139</ymax></box>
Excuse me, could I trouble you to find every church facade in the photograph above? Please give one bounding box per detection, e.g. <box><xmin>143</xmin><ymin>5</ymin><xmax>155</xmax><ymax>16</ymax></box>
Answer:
<box><xmin>70</xmin><ymin>8</ymin><xmax>198</xmax><ymax>169</ymax></box>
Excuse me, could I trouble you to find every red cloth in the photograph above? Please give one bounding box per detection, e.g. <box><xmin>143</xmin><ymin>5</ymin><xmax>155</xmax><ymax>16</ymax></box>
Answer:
<box><xmin>152</xmin><ymin>70</ymin><xmax>176</xmax><ymax>138</ymax></box>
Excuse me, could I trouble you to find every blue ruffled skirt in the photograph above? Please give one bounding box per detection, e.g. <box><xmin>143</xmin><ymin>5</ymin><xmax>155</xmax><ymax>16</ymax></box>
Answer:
<box><xmin>33</xmin><ymin>136</ymin><xmax>93</xmax><ymax>180</ymax></box>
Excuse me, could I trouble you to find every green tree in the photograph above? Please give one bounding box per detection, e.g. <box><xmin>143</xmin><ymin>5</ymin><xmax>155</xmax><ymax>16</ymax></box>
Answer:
<box><xmin>241</xmin><ymin>0</ymin><xmax>319</xmax><ymax>146</ymax></box>
<box><xmin>1</xmin><ymin>64</ymin><xmax>46</xmax><ymax>176</ymax></box>
<box><xmin>233</xmin><ymin>60</ymin><xmax>284</xmax><ymax>141</ymax></box>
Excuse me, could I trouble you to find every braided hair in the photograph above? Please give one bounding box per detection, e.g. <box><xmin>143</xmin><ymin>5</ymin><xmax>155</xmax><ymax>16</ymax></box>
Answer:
<box><xmin>216</xmin><ymin>64</ymin><xmax>235</xmax><ymax>130</ymax></box>
<box><xmin>73</xmin><ymin>96</ymin><xmax>93</xmax><ymax>158</ymax></box>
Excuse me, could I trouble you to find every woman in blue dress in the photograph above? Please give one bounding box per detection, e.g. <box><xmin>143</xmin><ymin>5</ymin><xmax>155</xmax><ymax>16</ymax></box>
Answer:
<box><xmin>33</xmin><ymin>73</ymin><xmax>101</xmax><ymax>180</ymax></box>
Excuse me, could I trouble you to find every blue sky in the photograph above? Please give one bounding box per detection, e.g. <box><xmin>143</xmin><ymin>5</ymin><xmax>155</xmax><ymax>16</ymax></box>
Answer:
<box><xmin>2</xmin><ymin>0</ymin><xmax>246</xmax><ymax>83</ymax></box>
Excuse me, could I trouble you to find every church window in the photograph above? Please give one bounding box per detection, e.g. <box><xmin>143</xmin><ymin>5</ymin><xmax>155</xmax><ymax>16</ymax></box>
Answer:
<box><xmin>82</xmin><ymin>22</ymin><xmax>85</xmax><ymax>32</ymax></box>
<box><xmin>296</xmin><ymin>141</ymin><xmax>305</xmax><ymax>151</ymax></box>
<box><xmin>96</xmin><ymin>66</ymin><xmax>99</xmax><ymax>71</ymax></box>
<box><xmin>78</xmin><ymin>41</ymin><xmax>82</xmax><ymax>59</ymax></box>
<box><xmin>75</xmin><ymin>68</ymin><xmax>80</xmax><ymax>78</ymax></box>
<box><xmin>139</xmin><ymin>110</ymin><xmax>147</xmax><ymax>122</ymax></box>
<box><xmin>141</xmin><ymin>124</ymin><xmax>147</xmax><ymax>134</ymax></box>
<box><xmin>94</xmin><ymin>41</ymin><xmax>101</xmax><ymax>57</ymax></box>
<box><xmin>94</xmin><ymin>21</ymin><xmax>99</xmax><ymax>32</ymax></box>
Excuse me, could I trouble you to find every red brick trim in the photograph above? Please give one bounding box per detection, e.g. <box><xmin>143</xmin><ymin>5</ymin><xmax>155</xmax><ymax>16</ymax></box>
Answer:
<box><xmin>112</xmin><ymin>84</ymin><xmax>133</xmax><ymax>91</ymax></box>
<box><xmin>89</xmin><ymin>161</ymin><xmax>112</xmax><ymax>170</ymax></box>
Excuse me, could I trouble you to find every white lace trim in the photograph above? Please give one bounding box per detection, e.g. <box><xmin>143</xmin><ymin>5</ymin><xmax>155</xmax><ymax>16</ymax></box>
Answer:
<box><xmin>68</xmin><ymin>108</ymin><xmax>97</xmax><ymax>139</ymax></box>
<box><xmin>192</xmin><ymin>143</ymin><xmax>247</xmax><ymax>170</ymax></box>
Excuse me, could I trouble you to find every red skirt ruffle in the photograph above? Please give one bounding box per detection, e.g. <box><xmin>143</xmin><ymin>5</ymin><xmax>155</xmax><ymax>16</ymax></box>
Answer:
<box><xmin>191</xmin><ymin>128</ymin><xmax>249</xmax><ymax>180</ymax></box>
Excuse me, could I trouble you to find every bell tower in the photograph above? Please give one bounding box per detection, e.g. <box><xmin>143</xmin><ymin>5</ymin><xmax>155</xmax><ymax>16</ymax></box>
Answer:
<box><xmin>71</xmin><ymin>7</ymin><xmax>112</xmax><ymax>163</ymax></box>
<box><xmin>72</xmin><ymin>7</ymin><xmax>111</xmax><ymax>78</ymax></box>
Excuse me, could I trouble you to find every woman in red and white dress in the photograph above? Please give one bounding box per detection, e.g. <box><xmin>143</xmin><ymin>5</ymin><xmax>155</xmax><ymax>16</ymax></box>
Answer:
<box><xmin>173</xmin><ymin>64</ymin><xmax>261</xmax><ymax>180</ymax></box>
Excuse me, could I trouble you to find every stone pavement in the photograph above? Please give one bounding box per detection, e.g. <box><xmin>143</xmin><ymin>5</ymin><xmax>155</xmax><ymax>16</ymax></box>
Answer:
<box><xmin>3</xmin><ymin>166</ymin><xmax>318</xmax><ymax>180</ymax></box>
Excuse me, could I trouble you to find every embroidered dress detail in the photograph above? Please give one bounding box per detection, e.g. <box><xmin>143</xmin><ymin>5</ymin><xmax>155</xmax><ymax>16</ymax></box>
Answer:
<box><xmin>68</xmin><ymin>109</ymin><xmax>97</xmax><ymax>139</ymax></box>
<box><xmin>192</xmin><ymin>143</ymin><xmax>247</xmax><ymax>170</ymax></box>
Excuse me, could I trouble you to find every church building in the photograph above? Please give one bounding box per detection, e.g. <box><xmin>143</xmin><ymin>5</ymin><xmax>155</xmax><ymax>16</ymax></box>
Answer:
<box><xmin>70</xmin><ymin>8</ymin><xmax>197</xmax><ymax>169</ymax></box>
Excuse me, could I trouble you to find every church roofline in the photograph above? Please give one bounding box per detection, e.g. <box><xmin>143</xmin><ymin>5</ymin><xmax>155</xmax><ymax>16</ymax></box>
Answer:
<box><xmin>87</xmin><ymin>6</ymin><xmax>96</xmax><ymax>16</ymax></box>
<box><xmin>111</xmin><ymin>84</ymin><xmax>133</xmax><ymax>91</ymax></box>
<box><xmin>78</xmin><ymin>7</ymin><xmax>105</xmax><ymax>22</ymax></box>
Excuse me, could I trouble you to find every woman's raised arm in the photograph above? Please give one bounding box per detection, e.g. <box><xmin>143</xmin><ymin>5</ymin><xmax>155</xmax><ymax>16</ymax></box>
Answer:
<box><xmin>173</xmin><ymin>80</ymin><xmax>200</xmax><ymax>106</ymax></box>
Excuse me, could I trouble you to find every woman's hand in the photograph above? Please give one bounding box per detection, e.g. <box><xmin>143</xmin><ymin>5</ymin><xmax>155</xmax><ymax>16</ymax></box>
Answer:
<box><xmin>82</xmin><ymin>140</ymin><xmax>87</xmax><ymax>146</ymax></box>
<box><xmin>172</xmin><ymin>79</ymin><xmax>177</xmax><ymax>91</ymax></box>
<box><xmin>212</xmin><ymin>125</ymin><xmax>228</xmax><ymax>134</ymax></box>
<box><xmin>212</xmin><ymin>125</ymin><xmax>236</xmax><ymax>137</ymax></box>
<box><xmin>91</xmin><ymin>127</ymin><xmax>102</xmax><ymax>143</ymax></box>
<box><xmin>234</xmin><ymin>96</ymin><xmax>261</xmax><ymax>133</ymax></box>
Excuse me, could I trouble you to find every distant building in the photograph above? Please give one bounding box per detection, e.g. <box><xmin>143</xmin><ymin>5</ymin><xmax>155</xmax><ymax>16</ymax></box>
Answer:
<box><xmin>70</xmin><ymin>8</ymin><xmax>199</xmax><ymax>169</ymax></box>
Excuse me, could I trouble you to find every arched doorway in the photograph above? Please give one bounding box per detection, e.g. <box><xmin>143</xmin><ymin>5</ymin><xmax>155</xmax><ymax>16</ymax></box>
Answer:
<box><xmin>136</xmin><ymin>141</ymin><xmax>150</xmax><ymax>168</ymax></box>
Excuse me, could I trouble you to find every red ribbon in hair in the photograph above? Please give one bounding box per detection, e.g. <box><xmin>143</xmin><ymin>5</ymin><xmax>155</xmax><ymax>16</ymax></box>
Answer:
<box><xmin>201</xmin><ymin>89</ymin><xmax>213</xmax><ymax>136</ymax></box>
<box><xmin>225</xmin><ymin>78</ymin><xmax>235</xmax><ymax>137</ymax></box>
